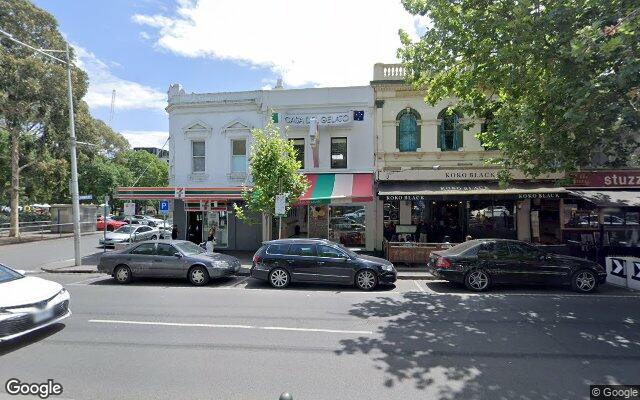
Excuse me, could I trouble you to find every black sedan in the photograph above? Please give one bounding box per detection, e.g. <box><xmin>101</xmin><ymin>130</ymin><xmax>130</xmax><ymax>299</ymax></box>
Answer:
<box><xmin>250</xmin><ymin>239</ymin><xmax>397</xmax><ymax>290</ymax></box>
<box><xmin>428</xmin><ymin>239</ymin><xmax>607</xmax><ymax>293</ymax></box>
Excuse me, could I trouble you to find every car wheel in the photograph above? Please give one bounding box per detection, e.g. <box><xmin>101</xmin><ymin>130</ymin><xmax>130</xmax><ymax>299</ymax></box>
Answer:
<box><xmin>188</xmin><ymin>265</ymin><xmax>210</xmax><ymax>286</ymax></box>
<box><xmin>151</xmin><ymin>235</ymin><xmax>158</xmax><ymax>240</ymax></box>
<box><xmin>355</xmin><ymin>269</ymin><xmax>378</xmax><ymax>291</ymax></box>
<box><xmin>114</xmin><ymin>265</ymin><xmax>132</xmax><ymax>284</ymax></box>
<box><xmin>572</xmin><ymin>269</ymin><xmax>597</xmax><ymax>293</ymax></box>
<box><xmin>269</xmin><ymin>268</ymin><xmax>290</xmax><ymax>289</ymax></box>
<box><xmin>465</xmin><ymin>269</ymin><xmax>491</xmax><ymax>292</ymax></box>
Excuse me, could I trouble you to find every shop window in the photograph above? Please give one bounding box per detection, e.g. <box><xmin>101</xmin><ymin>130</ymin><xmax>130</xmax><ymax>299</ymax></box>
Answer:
<box><xmin>438</xmin><ymin>108</ymin><xmax>463</xmax><ymax>151</ymax></box>
<box><xmin>329</xmin><ymin>206</ymin><xmax>366</xmax><ymax>248</ymax></box>
<box><xmin>396</xmin><ymin>109</ymin><xmax>421</xmax><ymax>152</ymax></box>
<box><xmin>468</xmin><ymin>200</ymin><xmax>516</xmax><ymax>240</ymax></box>
<box><xmin>603</xmin><ymin>208</ymin><xmax>640</xmax><ymax>225</ymax></box>
<box><xmin>383</xmin><ymin>200</ymin><xmax>399</xmax><ymax>241</ymax></box>
<box><xmin>192</xmin><ymin>141</ymin><xmax>205</xmax><ymax>173</ymax></box>
<box><xmin>290</xmin><ymin>138</ymin><xmax>305</xmax><ymax>169</ymax></box>
<box><xmin>231</xmin><ymin>139</ymin><xmax>247</xmax><ymax>173</ymax></box>
<box><xmin>205</xmin><ymin>210</ymin><xmax>228</xmax><ymax>248</ymax></box>
<box><xmin>330</xmin><ymin>137</ymin><xmax>347</xmax><ymax>169</ymax></box>
<box><xmin>563</xmin><ymin>200</ymin><xmax>598</xmax><ymax>228</ymax></box>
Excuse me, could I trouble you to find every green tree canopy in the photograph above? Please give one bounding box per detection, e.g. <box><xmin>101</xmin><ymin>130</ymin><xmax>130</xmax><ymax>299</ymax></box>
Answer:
<box><xmin>234</xmin><ymin>122</ymin><xmax>308</xmax><ymax>223</ymax></box>
<box><xmin>399</xmin><ymin>0</ymin><xmax>640</xmax><ymax>177</ymax></box>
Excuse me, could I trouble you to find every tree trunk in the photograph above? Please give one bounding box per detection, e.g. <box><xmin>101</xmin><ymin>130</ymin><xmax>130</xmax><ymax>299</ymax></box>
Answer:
<box><xmin>9</xmin><ymin>128</ymin><xmax>20</xmax><ymax>238</ymax></box>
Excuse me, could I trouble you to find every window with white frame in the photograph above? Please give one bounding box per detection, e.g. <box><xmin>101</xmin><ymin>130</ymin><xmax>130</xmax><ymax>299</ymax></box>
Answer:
<box><xmin>331</xmin><ymin>137</ymin><xmax>347</xmax><ymax>169</ymax></box>
<box><xmin>192</xmin><ymin>141</ymin><xmax>205</xmax><ymax>173</ymax></box>
<box><xmin>231</xmin><ymin>139</ymin><xmax>247</xmax><ymax>173</ymax></box>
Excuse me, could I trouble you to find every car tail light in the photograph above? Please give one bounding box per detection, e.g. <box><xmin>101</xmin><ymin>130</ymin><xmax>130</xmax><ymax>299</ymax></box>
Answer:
<box><xmin>436</xmin><ymin>257</ymin><xmax>452</xmax><ymax>269</ymax></box>
<box><xmin>252</xmin><ymin>254</ymin><xmax>261</xmax><ymax>264</ymax></box>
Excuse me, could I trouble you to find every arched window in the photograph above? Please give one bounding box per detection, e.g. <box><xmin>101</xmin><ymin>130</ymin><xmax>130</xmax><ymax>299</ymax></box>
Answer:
<box><xmin>396</xmin><ymin>108</ymin><xmax>421</xmax><ymax>152</ymax></box>
<box><xmin>438</xmin><ymin>108</ymin><xmax>463</xmax><ymax>151</ymax></box>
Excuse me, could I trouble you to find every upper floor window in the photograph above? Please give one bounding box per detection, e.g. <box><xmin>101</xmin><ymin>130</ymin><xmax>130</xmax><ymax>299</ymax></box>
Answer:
<box><xmin>438</xmin><ymin>108</ymin><xmax>463</xmax><ymax>151</ymax></box>
<box><xmin>331</xmin><ymin>137</ymin><xmax>348</xmax><ymax>169</ymax></box>
<box><xmin>290</xmin><ymin>138</ymin><xmax>305</xmax><ymax>169</ymax></box>
<box><xmin>480</xmin><ymin>111</ymin><xmax>498</xmax><ymax>150</ymax></box>
<box><xmin>231</xmin><ymin>139</ymin><xmax>247</xmax><ymax>173</ymax></box>
<box><xmin>396</xmin><ymin>108</ymin><xmax>421</xmax><ymax>152</ymax></box>
<box><xmin>192</xmin><ymin>141</ymin><xmax>205</xmax><ymax>173</ymax></box>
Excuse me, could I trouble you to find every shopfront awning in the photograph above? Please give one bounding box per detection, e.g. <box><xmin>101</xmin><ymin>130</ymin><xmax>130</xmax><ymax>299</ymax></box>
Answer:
<box><xmin>378</xmin><ymin>181</ymin><xmax>569</xmax><ymax>201</ymax></box>
<box><xmin>116</xmin><ymin>187</ymin><xmax>245</xmax><ymax>201</ymax></box>
<box><xmin>299</xmin><ymin>173</ymin><xmax>374</xmax><ymax>205</ymax></box>
<box><xmin>570</xmin><ymin>190</ymin><xmax>640</xmax><ymax>207</ymax></box>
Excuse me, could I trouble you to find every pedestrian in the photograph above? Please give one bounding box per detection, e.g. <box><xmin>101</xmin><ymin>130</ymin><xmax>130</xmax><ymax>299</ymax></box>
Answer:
<box><xmin>171</xmin><ymin>224</ymin><xmax>179</xmax><ymax>240</ymax></box>
<box><xmin>206</xmin><ymin>226</ymin><xmax>216</xmax><ymax>253</ymax></box>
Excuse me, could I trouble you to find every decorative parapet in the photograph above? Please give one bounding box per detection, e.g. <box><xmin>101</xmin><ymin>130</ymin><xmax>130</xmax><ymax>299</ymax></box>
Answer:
<box><xmin>373</xmin><ymin>63</ymin><xmax>406</xmax><ymax>81</ymax></box>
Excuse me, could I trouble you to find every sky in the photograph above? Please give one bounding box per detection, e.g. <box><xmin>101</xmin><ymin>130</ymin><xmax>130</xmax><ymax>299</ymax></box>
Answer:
<box><xmin>32</xmin><ymin>0</ymin><xmax>427</xmax><ymax>149</ymax></box>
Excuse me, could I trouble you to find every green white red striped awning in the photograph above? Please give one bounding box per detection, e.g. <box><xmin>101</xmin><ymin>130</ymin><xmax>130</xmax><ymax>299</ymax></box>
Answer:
<box><xmin>116</xmin><ymin>187</ymin><xmax>245</xmax><ymax>200</ymax></box>
<box><xmin>298</xmin><ymin>173</ymin><xmax>374</xmax><ymax>205</ymax></box>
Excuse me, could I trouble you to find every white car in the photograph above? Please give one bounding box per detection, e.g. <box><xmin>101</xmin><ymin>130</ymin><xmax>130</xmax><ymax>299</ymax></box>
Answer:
<box><xmin>99</xmin><ymin>225</ymin><xmax>160</xmax><ymax>247</ymax></box>
<box><xmin>0</xmin><ymin>264</ymin><xmax>71</xmax><ymax>342</ymax></box>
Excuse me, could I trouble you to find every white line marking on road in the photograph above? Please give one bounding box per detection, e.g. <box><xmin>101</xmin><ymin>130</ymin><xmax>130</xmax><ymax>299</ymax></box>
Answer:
<box><xmin>414</xmin><ymin>280</ymin><xmax>426</xmax><ymax>293</ymax></box>
<box><xmin>89</xmin><ymin>319</ymin><xmax>373</xmax><ymax>335</ymax></box>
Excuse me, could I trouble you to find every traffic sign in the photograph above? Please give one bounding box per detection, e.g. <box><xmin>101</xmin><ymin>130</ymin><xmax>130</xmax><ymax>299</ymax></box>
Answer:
<box><xmin>124</xmin><ymin>202</ymin><xmax>136</xmax><ymax>216</ymax></box>
<box><xmin>275</xmin><ymin>194</ymin><xmax>286</xmax><ymax>216</ymax></box>
<box><xmin>79</xmin><ymin>194</ymin><xmax>93</xmax><ymax>201</ymax></box>
<box><xmin>159</xmin><ymin>200</ymin><xmax>170</xmax><ymax>214</ymax></box>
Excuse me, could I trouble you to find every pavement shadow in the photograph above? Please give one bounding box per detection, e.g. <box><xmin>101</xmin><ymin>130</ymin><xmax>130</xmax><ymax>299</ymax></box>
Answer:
<box><xmin>425</xmin><ymin>281</ymin><xmax>638</xmax><ymax>296</ymax></box>
<box><xmin>0</xmin><ymin>323</ymin><xmax>65</xmax><ymax>357</ymax></box>
<box><xmin>243</xmin><ymin>278</ymin><xmax>396</xmax><ymax>292</ymax></box>
<box><xmin>89</xmin><ymin>276</ymin><xmax>238</xmax><ymax>288</ymax></box>
<box><xmin>335</xmin><ymin>291</ymin><xmax>640</xmax><ymax>399</ymax></box>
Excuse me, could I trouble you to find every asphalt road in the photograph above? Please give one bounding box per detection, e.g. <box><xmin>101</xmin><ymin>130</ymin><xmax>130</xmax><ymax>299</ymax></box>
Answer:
<box><xmin>1</xmin><ymin>266</ymin><xmax>640</xmax><ymax>400</ymax></box>
<box><xmin>0</xmin><ymin>233</ymin><xmax>103</xmax><ymax>271</ymax></box>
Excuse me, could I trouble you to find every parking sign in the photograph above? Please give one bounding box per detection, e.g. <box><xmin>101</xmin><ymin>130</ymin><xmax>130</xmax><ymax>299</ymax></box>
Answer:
<box><xmin>123</xmin><ymin>202</ymin><xmax>136</xmax><ymax>216</ymax></box>
<box><xmin>159</xmin><ymin>200</ymin><xmax>170</xmax><ymax>214</ymax></box>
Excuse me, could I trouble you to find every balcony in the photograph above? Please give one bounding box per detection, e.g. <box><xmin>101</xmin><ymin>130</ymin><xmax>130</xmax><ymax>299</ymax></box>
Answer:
<box><xmin>373</xmin><ymin>63</ymin><xmax>406</xmax><ymax>82</ymax></box>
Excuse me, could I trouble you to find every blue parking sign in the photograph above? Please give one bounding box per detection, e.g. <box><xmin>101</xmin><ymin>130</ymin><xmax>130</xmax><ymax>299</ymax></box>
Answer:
<box><xmin>159</xmin><ymin>200</ymin><xmax>170</xmax><ymax>214</ymax></box>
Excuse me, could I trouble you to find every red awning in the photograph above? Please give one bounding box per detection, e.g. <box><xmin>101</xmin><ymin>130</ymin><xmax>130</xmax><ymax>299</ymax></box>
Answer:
<box><xmin>299</xmin><ymin>173</ymin><xmax>374</xmax><ymax>205</ymax></box>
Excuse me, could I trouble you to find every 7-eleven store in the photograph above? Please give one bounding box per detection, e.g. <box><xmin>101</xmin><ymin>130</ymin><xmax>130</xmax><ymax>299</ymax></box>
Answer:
<box><xmin>116</xmin><ymin>186</ymin><xmax>263</xmax><ymax>251</ymax></box>
<box><xmin>117</xmin><ymin>172</ymin><xmax>375</xmax><ymax>251</ymax></box>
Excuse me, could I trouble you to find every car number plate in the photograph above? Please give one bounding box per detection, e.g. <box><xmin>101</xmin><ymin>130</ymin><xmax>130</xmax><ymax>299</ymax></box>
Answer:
<box><xmin>33</xmin><ymin>309</ymin><xmax>54</xmax><ymax>323</ymax></box>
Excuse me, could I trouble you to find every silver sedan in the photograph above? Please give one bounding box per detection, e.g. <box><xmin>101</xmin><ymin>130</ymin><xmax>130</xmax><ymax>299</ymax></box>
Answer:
<box><xmin>99</xmin><ymin>225</ymin><xmax>160</xmax><ymax>247</ymax></box>
<box><xmin>97</xmin><ymin>240</ymin><xmax>241</xmax><ymax>286</ymax></box>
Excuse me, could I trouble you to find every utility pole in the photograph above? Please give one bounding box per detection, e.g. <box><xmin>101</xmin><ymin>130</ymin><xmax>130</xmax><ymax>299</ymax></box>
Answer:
<box><xmin>109</xmin><ymin>89</ymin><xmax>116</xmax><ymax>127</ymax></box>
<box><xmin>66</xmin><ymin>43</ymin><xmax>82</xmax><ymax>266</ymax></box>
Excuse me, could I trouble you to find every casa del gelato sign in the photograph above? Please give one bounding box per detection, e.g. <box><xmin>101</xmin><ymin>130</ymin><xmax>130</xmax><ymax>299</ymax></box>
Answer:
<box><xmin>282</xmin><ymin>112</ymin><xmax>351</xmax><ymax>127</ymax></box>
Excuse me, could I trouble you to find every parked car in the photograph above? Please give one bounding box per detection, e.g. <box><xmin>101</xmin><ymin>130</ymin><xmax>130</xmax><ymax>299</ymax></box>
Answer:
<box><xmin>96</xmin><ymin>216</ymin><xmax>128</xmax><ymax>231</ymax></box>
<box><xmin>0</xmin><ymin>263</ymin><xmax>71</xmax><ymax>342</ymax></box>
<box><xmin>250</xmin><ymin>239</ymin><xmax>397</xmax><ymax>290</ymax></box>
<box><xmin>99</xmin><ymin>225</ymin><xmax>160</xmax><ymax>247</ymax></box>
<box><xmin>428</xmin><ymin>239</ymin><xmax>606</xmax><ymax>293</ymax></box>
<box><xmin>135</xmin><ymin>215</ymin><xmax>165</xmax><ymax>227</ymax></box>
<box><xmin>98</xmin><ymin>240</ymin><xmax>241</xmax><ymax>286</ymax></box>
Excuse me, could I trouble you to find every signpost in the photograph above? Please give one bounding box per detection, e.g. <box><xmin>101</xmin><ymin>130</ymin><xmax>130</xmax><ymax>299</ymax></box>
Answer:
<box><xmin>103</xmin><ymin>195</ymin><xmax>109</xmax><ymax>252</ymax></box>
<box><xmin>275</xmin><ymin>193</ymin><xmax>287</xmax><ymax>239</ymax></box>
<box><xmin>124</xmin><ymin>202</ymin><xmax>136</xmax><ymax>243</ymax></box>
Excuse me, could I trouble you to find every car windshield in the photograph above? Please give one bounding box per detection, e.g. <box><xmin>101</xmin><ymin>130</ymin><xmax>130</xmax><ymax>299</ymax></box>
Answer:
<box><xmin>175</xmin><ymin>241</ymin><xmax>205</xmax><ymax>255</ymax></box>
<box><xmin>439</xmin><ymin>240</ymin><xmax>482</xmax><ymax>255</ymax></box>
<box><xmin>114</xmin><ymin>225</ymin><xmax>136</xmax><ymax>234</ymax></box>
<box><xmin>0</xmin><ymin>264</ymin><xmax>24</xmax><ymax>283</ymax></box>
<box><xmin>333</xmin><ymin>243</ymin><xmax>358</xmax><ymax>258</ymax></box>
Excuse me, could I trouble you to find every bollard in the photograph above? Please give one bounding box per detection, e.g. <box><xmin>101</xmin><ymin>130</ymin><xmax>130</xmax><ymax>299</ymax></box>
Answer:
<box><xmin>279</xmin><ymin>392</ymin><xmax>293</xmax><ymax>400</ymax></box>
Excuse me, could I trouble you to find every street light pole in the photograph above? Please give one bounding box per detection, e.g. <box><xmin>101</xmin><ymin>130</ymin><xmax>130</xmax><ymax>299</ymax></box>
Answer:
<box><xmin>65</xmin><ymin>43</ymin><xmax>82</xmax><ymax>266</ymax></box>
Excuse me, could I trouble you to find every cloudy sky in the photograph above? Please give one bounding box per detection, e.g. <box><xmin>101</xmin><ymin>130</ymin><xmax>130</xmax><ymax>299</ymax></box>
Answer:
<box><xmin>33</xmin><ymin>0</ymin><xmax>426</xmax><ymax>149</ymax></box>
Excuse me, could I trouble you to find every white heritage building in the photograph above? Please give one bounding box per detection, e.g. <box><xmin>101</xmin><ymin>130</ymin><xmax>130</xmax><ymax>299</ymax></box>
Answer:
<box><xmin>162</xmin><ymin>84</ymin><xmax>376</xmax><ymax>251</ymax></box>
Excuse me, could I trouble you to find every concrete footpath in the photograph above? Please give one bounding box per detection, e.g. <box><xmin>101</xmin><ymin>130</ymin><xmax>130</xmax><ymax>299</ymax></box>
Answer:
<box><xmin>40</xmin><ymin>249</ymin><xmax>435</xmax><ymax>280</ymax></box>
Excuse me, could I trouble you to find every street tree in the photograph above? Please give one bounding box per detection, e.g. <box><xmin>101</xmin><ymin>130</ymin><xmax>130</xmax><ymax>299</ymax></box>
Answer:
<box><xmin>0</xmin><ymin>0</ymin><xmax>88</xmax><ymax>236</ymax></box>
<box><xmin>233</xmin><ymin>122</ymin><xmax>308</xmax><ymax>235</ymax></box>
<box><xmin>399</xmin><ymin>0</ymin><xmax>640</xmax><ymax>178</ymax></box>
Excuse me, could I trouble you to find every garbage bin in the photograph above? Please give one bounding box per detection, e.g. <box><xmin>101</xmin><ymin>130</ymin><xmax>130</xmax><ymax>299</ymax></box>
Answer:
<box><xmin>626</xmin><ymin>257</ymin><xmax>640</xmax><ymax>291</ymax></box>
<box><xmin>605</xmin><ymin>257</ymin><xmax>628</xmax><ymax>288</ymax></box>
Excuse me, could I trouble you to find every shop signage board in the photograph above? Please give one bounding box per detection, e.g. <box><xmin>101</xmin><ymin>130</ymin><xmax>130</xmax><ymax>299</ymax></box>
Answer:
<box><xmin>282</xmin><ymin>112</ymin><xmax>351</xmax><ymax>127</ymax></box>
<box><xmin>569</xmin><ymin>170</ymin><xmax>640</xmax><ymax>188</ymax></box>
<box><xmin>379</xmin><ymin>169</ymin><xmax>564</xmax><ymax>181</ymax></box>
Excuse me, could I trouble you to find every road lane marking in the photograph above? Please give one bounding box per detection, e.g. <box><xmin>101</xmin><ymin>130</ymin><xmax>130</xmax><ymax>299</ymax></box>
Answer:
<box><xmin>414</xmin><ymin>280</ymin><xmax>426</xmax><ymax>293</ymax></box>
<box><xmin>89</xmin><ymin>319</ymin><xmax>373</xmax><ymax>335</ymax></box>
<box><xmin>68</xmin><ymin>276</ymin><xmax>108</xmax><ymax>285</ymax></box>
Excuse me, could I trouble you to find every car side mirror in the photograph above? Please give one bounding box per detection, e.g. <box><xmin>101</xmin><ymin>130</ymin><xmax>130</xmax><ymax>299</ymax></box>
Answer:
<box><xmin>174</xmin><ymin>252</ymin><xmax>182</xmax><ymax>258</ymax></box>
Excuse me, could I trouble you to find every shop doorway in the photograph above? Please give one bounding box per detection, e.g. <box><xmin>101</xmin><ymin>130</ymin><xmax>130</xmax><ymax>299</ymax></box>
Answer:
<box><xmin>431</xmin><ymin>201</ymin><xmax>465</xmax><ymax>242</ymax></box>
<box><xmin>186</xmin><ymin>211</ymin><xmax>203</xmax><ymax>244</ymax></box>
